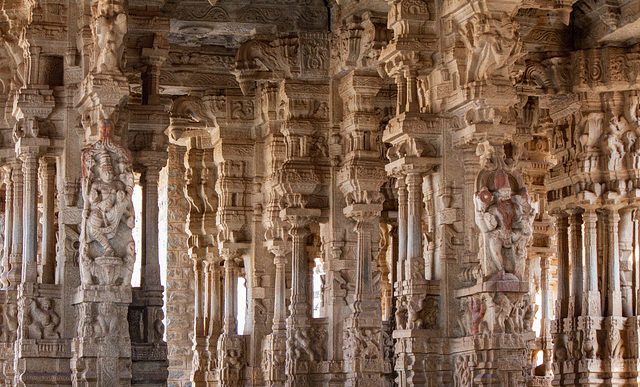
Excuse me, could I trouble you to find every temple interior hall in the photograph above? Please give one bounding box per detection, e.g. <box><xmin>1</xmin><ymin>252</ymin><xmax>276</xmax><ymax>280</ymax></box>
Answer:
<box><xmin>0</xmin><ymin>0</ymin><xmax>638</xmax><ymax>385</ymax></box>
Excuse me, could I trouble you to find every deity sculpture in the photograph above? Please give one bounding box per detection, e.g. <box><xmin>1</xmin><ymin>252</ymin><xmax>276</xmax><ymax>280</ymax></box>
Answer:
<box><xmin>80</xmin><ymin>119</ymin><xmax>135</xmax><ymax>286</ymax></box>
<box><xmin>474</xmin><ymin>169</ymin><xmax>535</xmax><ymax>280</ymax></box>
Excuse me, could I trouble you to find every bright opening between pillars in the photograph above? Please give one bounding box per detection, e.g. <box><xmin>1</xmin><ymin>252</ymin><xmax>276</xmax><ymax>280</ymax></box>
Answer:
<box><xmin>238</xmin><ymin>277</ymin><xmax>247</xmax><ymax>335</ymax></box>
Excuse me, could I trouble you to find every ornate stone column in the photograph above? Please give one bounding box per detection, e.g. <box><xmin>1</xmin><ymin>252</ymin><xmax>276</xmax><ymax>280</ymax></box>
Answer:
<box><xmin>583</xmin><ymin>208</ymin><xmax>600</xmax><ymax>316</ymax></box>
<box><xmin>396</xmin><ymin>178</ymin><xmax>407</xmax><ymax>295</ymax></box>
<box><xmin>8</xmin><ymin>162</ymin><xmax>23</xmax><ymax>287</ymax></box>
<box><xmin>540</xmin><ymin>254</ymin><xmax>552</xmax><ymax>376</ymax></box>
<box><xmin>569</xmin><ymin>210</ymin><xmax>583</xmax><ymax>316</ymax></box>
<box><xmin>405</xmin><ymin>172</ymin><xmax>424</xmax><ymax>283</ymax></box>
<box><xmin>141</xmin><ymin>165</ymin><xmax>162</xmax><ymax>288</ymax></box>
<box><xmin>0</xmin><ymin>166</ymin><xmax>13</xmax><ymax>288</ymax></box>
<box><xmin>262</xmin><ymin>239</ymin><xmax>289</xmax><ymax>386</ymax></box>
<box><xmin>71</xmin><ymin>120</ymin><xmax>135</xmax><ymax>387</ymax></box>
<box><xmin>281</xmin><ymin>209</ymin><xmax>318</xmax><ymax>387</ymax></box>
<box><xmin>19</xmin><ymin>150</ymin><xmax>39</xmax><ymax>284</ymax></box>
<box><xmin>555</xmin><ymin>212</ymin><xmax>570</xmax><ymax>320</ymax></box>
<box><xmin>39</xmin><ymin>159</ymin><xmax>56</xmax><ymax>284</ymax></box>
<box><xmin>607</xmin><ymin>208</ymin><xmax>622</xmax><ymax>317</ymax></box>
<box><xmin>216</xmin><ymin>245</ymin><xmax>247</xmax><ymax>386</ymax></box>
<box><xmin>162</xmin><ymin>144</ymin><xmax>194</xmax><ymax>386</ymax></box>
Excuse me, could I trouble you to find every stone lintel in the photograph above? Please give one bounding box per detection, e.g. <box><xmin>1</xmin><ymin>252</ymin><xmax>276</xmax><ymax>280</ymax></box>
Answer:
<box><xmin>72</xmin><ymin>285</ymin><xmax>132</xmax><ymax>305</ymax></box>
<box><xmin>218</xmin><ymin>241</ymin><xmax>250</xmax><ymax>256</ymax></box>
<box><xmin>279</xmin><ymin>207</ymin><xmax>322</xmax><ymax>220</ymax></box>
<box><xmin>392</xmin><ymin>328</ymin><xmax>443</xmax><ymax>340</ymax></box>
<box><xmin>15</xmin><ymin>137</ymin><xmax>50</xmax><ymax>157</ymax></box>
<box><xmin>385</xmin><ymin>156</ymin><xmax>439</xmax><ymax>176</ymax></box>
<box><xmin>383</xmin><ymin>112</ymin><xmax>440</xmax><ymax>142</ymax></box>
<box><xmin>343</xmin><ymin>203</ymin><xmax>382</xmax><ymax>220</ymax></box>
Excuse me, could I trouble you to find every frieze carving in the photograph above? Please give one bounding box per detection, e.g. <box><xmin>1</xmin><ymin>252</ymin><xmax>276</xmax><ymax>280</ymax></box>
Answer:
<box><xmin>20</xmin><ymin>297</ymin><xmax>60</xmax><ymax>340</ymax></box>
<box><xmin>285</xmin><ymin>326</ymin><xmax>326</xmax><ymax>363</ymax></box>
<box><xmin>343</xmin><ymin>327</ymin><xmax>381</xmax><ymax>363</ymax></box>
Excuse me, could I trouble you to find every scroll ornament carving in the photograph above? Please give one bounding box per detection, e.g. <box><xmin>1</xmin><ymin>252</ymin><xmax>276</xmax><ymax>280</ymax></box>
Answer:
<box><xmin>386</xmin><ymin>138</ymin><xmax>437</xmax><ymax>161</ymax></box>
<box><xmin>474</xmin><ymin>143</ymin><xmax>535</xmax><ymax>280</ymax></box>
<box><xmin>168</xmin><ymin>95</ymin><xmax>218</xmax><ymax>142</ymax></box>
<box><xmin>80</xmin><ymin>120</ymin><xmax>135</xmax><ymax>287</ymax></box>
<box><xmin>457</xmin><ymin>13</ymin><xmax>524</xmax><ymax>83</ymax></box>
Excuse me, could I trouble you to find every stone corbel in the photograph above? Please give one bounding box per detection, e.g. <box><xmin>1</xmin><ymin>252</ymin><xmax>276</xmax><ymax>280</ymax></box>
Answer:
<box><xmin>233</xmin><ymin>34</ymin><xmax>300</xmax><ymax>95</ymax></box>
<box><xmin>140</xmin><ymin>34</ymin><xmax>170</xmax><ymax>105</ymax></box>
<box><xmin>167</xmin><ymin>95</ymin><xmax>220</xmax><ymax>147</ymax></box>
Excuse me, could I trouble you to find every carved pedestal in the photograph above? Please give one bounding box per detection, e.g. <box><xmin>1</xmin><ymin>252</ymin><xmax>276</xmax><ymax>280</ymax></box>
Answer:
<box><xmin>71</xmin><ymin>285</ymin><xmax>132</xmax><ymax>386</ymax></box>
<box><xmin>262</xmin><ymin>331</ymin><xmax>286</xmax><ymax>387</ymax></box>
<box><xmin>129</xmin><ymin>287</ymin><xmax>168</xmax><ymax>386</ymax></box>
<box><xmin>394</xmin><ymin>281</ymin><xmax>442</xmax><ymax>386</ymax></box>
<box><xmin>217</xmin><ymin>333</ymin><xmax>246</xmax><ymax>387</ymax></box>
<box><xmin>343</xmin><ymin>316</ymin><xmax>384</xmax><ymax>387</ymax></box>
<box><xmin>454</xmin><ymin>278</ymin><xmax>534</xmax><ymax>387</ymax></box>
<box><xmin>14</xmin><ymin>284</ymin><xmax>68</xmax><ymax>386</ymax></box>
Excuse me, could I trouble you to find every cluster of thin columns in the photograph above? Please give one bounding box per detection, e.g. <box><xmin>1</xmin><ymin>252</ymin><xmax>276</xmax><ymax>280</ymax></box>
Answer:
<box><xmin>395</xmin><ymin>172</ymin><xmax>439</xmax><ymax>287</ymax></box>
<box><xmin>0</xmin><ymin>156</ymin><xmax>164</xmax><ymax>289</ymax></box>
<box><xmin>554</xmin><ymin>206</ymin><xmax>637</xmax><ymax>320</ymax></box>
<box><xmin>0</xmin><ymin>157</ymin><xmax>56</xmax><ymax>288</ymax></box>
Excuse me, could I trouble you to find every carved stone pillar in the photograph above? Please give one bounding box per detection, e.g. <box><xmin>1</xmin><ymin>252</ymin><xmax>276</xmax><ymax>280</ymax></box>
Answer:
<box><xmin>262</xmin><ymin>241</ymin><xmax>289</xmax><ymax>386</ymax></box>
<box><xmin>163</xmin><ymin>144</ymin><xmax>193</xmax><ymax>386</ymax></box>
<box><xmin>191</xmin><ymin>255</ymin><xmax>208</xmax><ymax>385</ymax></box>
<box><xmin>217</xmin><ymin>245</ymin><xmax>246</xmax><ymax>387</ymax></box>
<box><xmin>208</xmin><ymin>261</ymin><xmax>223</xmax><ymax>355</ymax></box>
<box><xmin>8</xmin><ymin>162</ymin><xmax>23</xmax><ymax>287</ymax></box>
<box><xmin>396</xmin><ymin>178</ymin><xmax>407</xmax><ymax>294</ymax></box>
<box><xmin>405</xmin><ymin>172</ymin><xmax>424</xmax><ymax>283</ymax></box>
<box><xmin>607</xmin><ymin>208</ymin><xmax>622</xmax><ymax>316</ymax></box>
<box><xmin>39</xmin><ymin>159</ymin><xmax>56</xmax><ymax>284</ymax></box>
<box><xmin>583</xmin><ymin>208</ymin><xmax>601</xmax><ymax>315</ymax></box>
<box><xmin>281</xmin><ymin>209</ymin><xmax>318</xmax><ymax>387</ymax></box>
<box><xmin>540</xmin><ymin>255</ymin><xmax>552</xmax><ymax>376</ymax></box>
<box><xmin>556</xmin><ymin>212</ymin><xmax>570</xmax><ymax>320</ymax></box>
<box><xmin>20</xmin><ymin>151</ymin><xmax>38</xmax><ymax>284</ymax></box>
<box><xmin>343</xmin><ymin>211</ymin><xmax>383</xmax><ymax>386</ymax></box>
<box><xmin>141</xmin><ymin>165</ymin><xmax>162</xmax><ymax>288</ymax></box>
<box><xmin>71</xmin><ymin>120</ymin><xmax>135</xmax><ymax>387</ymax></box>
<box><xmin>1</xmin><ymin>166</ymin><xmax>13</xmax><ymax>288</ymax></box>
<box><xmin>222</xmin><ymin>249</ymin><xmax>239</xmax><ymax>335</ymax></box>
<box><xmin>618</xmin><ymin>207</ymin><xmax>634</xmax><ymax>317</ymax></box>
<box><xmin>569</xmin><ymin>210</ymin><xmax>583</xmax><ymax>316</ymax></box>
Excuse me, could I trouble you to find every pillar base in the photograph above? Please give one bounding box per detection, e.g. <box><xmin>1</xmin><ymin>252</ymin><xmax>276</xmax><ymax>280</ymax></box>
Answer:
<box><xmin>216</xmin><ymin>333</ymin><xmax>246</xmax><ymax>386</ymax></box>
<box><xmin>582</xmin><ymin>291</ymin><xmax>601</xmax><ymax>316</ymax></box>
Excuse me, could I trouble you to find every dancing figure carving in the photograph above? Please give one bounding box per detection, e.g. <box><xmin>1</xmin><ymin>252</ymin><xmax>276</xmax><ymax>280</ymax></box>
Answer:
<box><xmin>80</xmin><ymin>120</ymin><xmax>135</xmax><ymax>286</ymax></box>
